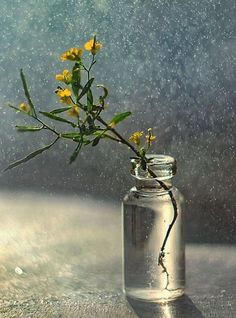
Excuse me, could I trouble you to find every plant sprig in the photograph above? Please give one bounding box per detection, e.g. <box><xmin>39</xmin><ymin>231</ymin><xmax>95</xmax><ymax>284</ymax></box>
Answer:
<box><xmin>4</xmin><ymin>35</ymin><xmax>178</xmax><ymax>291</ymax></box>
<box><xmin>5</xmin><ymin>35</ymin><xmax>157</xmax><ymax>171</ymax></box>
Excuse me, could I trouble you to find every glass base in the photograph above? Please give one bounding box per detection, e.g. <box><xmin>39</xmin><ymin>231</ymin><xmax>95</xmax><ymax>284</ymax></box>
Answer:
<box><xmin>124</xmin><ymin>287</ymin><xmax>185</xmax><ymax>303</ymax></box>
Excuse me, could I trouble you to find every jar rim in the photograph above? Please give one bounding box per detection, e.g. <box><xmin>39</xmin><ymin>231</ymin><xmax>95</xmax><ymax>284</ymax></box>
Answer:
<box><xmin>130</xmin><ymin>154</ymin><xmax>177</xmax><ymax>181</ymax></box>
<box><xmin>131</xmin><ymin>154</ymin><xmax>175</xmax><ymax>164</ymax></box>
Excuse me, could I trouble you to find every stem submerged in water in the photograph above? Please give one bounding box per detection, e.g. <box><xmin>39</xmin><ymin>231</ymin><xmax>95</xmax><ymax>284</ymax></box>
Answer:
<box><xmin>96</xmin><ymin>119</ymin><xmax>178</xmax><ymax>290</ymax></box>
<box><xmin>148</xmin><ymin>168</ymin><xmax>178</xmax><ymax>290</ymax></box>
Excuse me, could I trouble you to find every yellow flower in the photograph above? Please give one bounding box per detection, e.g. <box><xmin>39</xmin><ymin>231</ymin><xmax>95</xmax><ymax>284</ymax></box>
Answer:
<box><xmin>55</xmin><ymin>88</ymin><xmax>72</xmax><ymax>105</ymax></box>
<box><xmin>19</xmin><ymin>102</ymin><xmax>30</xmax><ymax>113</ymax></box>
<box><xmin>67</xmin><ymin>105</ymin><xmax>80</xmax><ymax>118</ymax></box>
<box><xmin>84</xmin><ymin>38</ymin><xmax>102</xmax><ymax>55</ymax></box>
<box><xmin>55</xmin><ymin>69</ymin><xmax>73</xmax><ymax>84</ymax></box>
<box><xmin>146</xmin><ymin>128</ymin><xmax>156</xmax><ymax>146</ymax></box>
<box><xmin>129</xmin><ymin>131</ymin><xmax>143</xmax><ymax>145</ymax></box>
<box><xmin>60</xmin><ymin>48</ymin><xmax>83</xmax><ymax>61</ymax></box>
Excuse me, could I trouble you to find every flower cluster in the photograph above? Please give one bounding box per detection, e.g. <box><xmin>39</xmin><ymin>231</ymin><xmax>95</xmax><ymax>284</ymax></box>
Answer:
<box><xmin>55</xmin><ymin>88</ymin><xmax>72</xmax><ymax>105</ymax></box>
<box><xmin>129</xmin><ymin>128</ymin><xmax>156</xmax><ymax>150</ymax></box>
<box><xmin>55</xmin><ymin>69</ymin><xmax>73</xmax><ymax>84</ymax></box>
<box><xmin>52</xmin><ymin>36</ymin><xmax>103</xmax><ymax>118</ymax></box>
<box><xmin>84</xmin><ymin>38</ymin><xmax>103</xmax><ymax>55</ymax></box>
<box><xmin>60</xmin><ymin>48</ymin><xmax>83</xmax><ymax>62</ymax></box>
<box><xmin>129</xmin><ymin>131</ymin><xmax>143</xmax><ymax>145</ymax></box>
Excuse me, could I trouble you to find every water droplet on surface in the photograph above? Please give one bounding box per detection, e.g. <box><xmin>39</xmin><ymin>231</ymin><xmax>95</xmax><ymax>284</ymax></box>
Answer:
<box><xmin>14</xmin><ymin>266</ymin><xmax>24</xmax><ymax>275</ymax></box>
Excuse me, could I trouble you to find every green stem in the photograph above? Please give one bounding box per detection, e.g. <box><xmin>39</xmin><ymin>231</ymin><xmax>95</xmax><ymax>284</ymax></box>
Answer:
<box><xmin>36</xmin><ymin>117</ymin><xmax>60</xmax><ymax>136</ymax></box>
<box><xmin>87</xmin><ymin>55</ymin><xmax>95</xmax><ymax>81</ymax></box>
<box><xmin>147</xmin><ymin>168</ymin><xmax>178</xmax><ymax>253</ymax></box>
<box><xmin>96</xmin><ymin>116</ymin><xmax>141</xmax><ymax>157</ymax></box>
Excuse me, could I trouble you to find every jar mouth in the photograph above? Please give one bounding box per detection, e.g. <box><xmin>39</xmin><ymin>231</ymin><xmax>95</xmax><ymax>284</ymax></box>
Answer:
<box><xmin>131</xmin><ymin>154</ymin><xmax>177</xmax><ymax>181</ymax></box>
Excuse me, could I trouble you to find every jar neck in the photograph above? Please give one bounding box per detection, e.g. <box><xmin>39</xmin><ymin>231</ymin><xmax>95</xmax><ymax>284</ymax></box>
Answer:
<box><xmin>131</xmin><ymin>154</ymin><xmax>176</xmax><ymax>193</ymax></box>
<box><xmin>135</xmin><ymin>178</ymin><xmax>173</xmax><ymax>193</ymax></box>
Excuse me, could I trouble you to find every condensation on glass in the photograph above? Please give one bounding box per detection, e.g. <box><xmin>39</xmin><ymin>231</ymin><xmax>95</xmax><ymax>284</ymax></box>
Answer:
<box><xmin>122</xmin><ymin>154</ymin><xmax>185</xmax><ymax>302</ymax></box>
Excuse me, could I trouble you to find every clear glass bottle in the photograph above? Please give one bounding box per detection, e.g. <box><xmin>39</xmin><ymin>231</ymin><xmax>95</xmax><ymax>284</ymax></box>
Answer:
<box><xmin>122</xmin><ymin>154</ymin><xmax>185</xmax><ymax>302</ymax></box>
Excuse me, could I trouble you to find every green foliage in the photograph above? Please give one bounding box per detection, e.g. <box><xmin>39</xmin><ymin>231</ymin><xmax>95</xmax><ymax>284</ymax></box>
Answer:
<box><xmin>92</xmin><ymin>136</ymin><xmax>100</xmax><ymax>146</ymax></box>
<box><xmin>97</xmin><ymin>84</ymin><xmax>108</xmax><ymax>108</ymax></box>
<box><xmin>4</xmin><ymin>137</ymin><xmax>59</xmax><ymax>172</ymax></box>
<box><xmin>87</xmin><ymin>88</ymin><xmax>93</xmax><ymax>112</ymax></box>
<box><xmin>50</xmin><ymin>107</ymin><xmax>72</xmax><ymax>114</ymax></box>
<box><xmin>61</xmin><ymin>132</ymin><xmax>82</xmax><ymax>139</ymax></box>
<box><xmin>109</xmin><ymin>112</ymin><xmax>132</xmax><ymax>126</ymax></box>
<box><xmin>96</xmin><ymin>84</ymin><xmax>108</xmax><ymax>99</ymax></box>
<box><xmin>16</xmin><ymin>125</ymin><xmax>43</xmax><ymax>132</ymax></box>
<box><xmin>8</xmin><ymin>104</ymin><xmax>21</xmax><ymax>112</ymax></box>
<box><xmin>77</xmin><ymin>78</ymin><xmax>94</xmax><ymax>102</ymax></box>
<box><xmin>39</xmin><ymin>111</ymin><xmax>77</xmax><ymax>128</ymax></box>
<box><xmin>71</xmin><ymin>63</ymin><xmax>81</xmax><ymax>98</ymax></box>
<box><xmin>20</xmin><ymin>70</ymin><xmax>37</xmax><ymax>118</ymax></box>
<box><xmin>5</xmin><ymin>35</ymin><xmax>156</xmax><ymax>171</ymax></box>
<box><xmin>69</xmin><ymin>140</ymin><xmax>83</xmax><ymax>163</ymax></box>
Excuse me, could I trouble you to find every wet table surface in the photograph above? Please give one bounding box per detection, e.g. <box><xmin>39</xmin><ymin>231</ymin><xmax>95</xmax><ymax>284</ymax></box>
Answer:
<box><xmin>0</xmin><ymin>191</ymin><xmax>235</xmax><ymax>318</ymax></box>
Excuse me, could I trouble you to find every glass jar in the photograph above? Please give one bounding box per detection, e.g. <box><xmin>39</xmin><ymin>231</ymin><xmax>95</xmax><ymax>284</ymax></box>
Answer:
<box><xmin>122</xmin><ymin>154</ymin><xmax>185</xmax><ymax>302</ymax></box>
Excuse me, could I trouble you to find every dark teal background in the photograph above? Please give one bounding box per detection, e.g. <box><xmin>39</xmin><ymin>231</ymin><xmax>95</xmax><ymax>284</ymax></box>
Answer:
<box><xmin>0</xmin><ymin>0</ymin><xmax>235</xmax><ymax>243</ymax></box>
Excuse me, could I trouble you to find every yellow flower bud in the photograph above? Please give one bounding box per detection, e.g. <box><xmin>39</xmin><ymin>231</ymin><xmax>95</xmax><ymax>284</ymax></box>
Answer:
<box><xmin>19</xmin><ymin>102</ymin><xmax>30</xmax><ymax>113</ymax></box>
<box><xmin>145</xmin><ymin>128</ymin><xmax>156</xmax><ymax>146</ymax></box>
<box><xmin>84</xmin><ymin>38</ymin><xmax>102</xmax><ymax>55</ymax></box>
<box><xmin>67</xmin><ymin>105</ymin><xmax>80</xmax><ymax>118</ymax></box>
<box><xmin>60</xmin><ymin>48</ymin><xmax>83</xmax><ymax>61</ymax></box>
<box><xmin>55</xmin><ymin>69</ymin><xmax>72</xmax><ymax>84</ymax></box>
<box><xmin>108</xmin><ymin>122</ymin><xmax>116</xmax><ymax>129</ymax></box>
<box><xmin>55</xmin><ymin>74</ymin><xmax>64</xmax><ymax>81</ymax></box>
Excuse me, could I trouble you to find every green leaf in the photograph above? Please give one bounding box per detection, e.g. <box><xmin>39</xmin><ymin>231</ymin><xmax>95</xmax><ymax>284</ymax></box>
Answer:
<box><xmin>97</xmin><ymin>85</ymin><xmax>108</xmax><ymax>108</ymax></box>
<box><xmin>8</xmin><ymin>104</ymin><xmax>20</xmax><ymax>112</ymax></box>
<box><xmin>61</xmin><ymin>132</ymin><xmax>82</xmax><ymax>139</ymax></box>
<box><xmin>16</xmin><ymin>125</ymin><xmax>43</xmax><ymax>132</ymax></box>
<box><xmin>77</xmin><ymin>78</ymin><xmax>94</xmax><ymax>101</ymax></box>
<box><xmin>72</xmin><ymin>63</ymin><xmax>81</xmax><ymax>98</ymax></box>
<box><xmin>93</xmin><ymin>131</ymin><xmax>120</xmax><ymax>142</ymax></box>
<box><xmin>91</xmin><ymin>129</ymin><xmax>108</xmax><ymax>146</ymax></box>
<box><xmin>50</xmin><ymin>107</ymin><xmax>72</xmax><ymax>114</ymax></box>
<box><xmin>98</xmin><ymin>96</ymin><xmax>105</xmax><ymax>107</ymax></box>
<box><xmin>109</xmin><ymin>111</ymin><xmax>131</xmax><ymax>126</ymax></box>
<box><xmin>70</xmin><ymin>140</ymin><xmax>83</xmax><ymax>163</ymax></box>
<box><xmin>87</xmin><ymin>88</ymin><xmax>93</xmax><ymax>112</ymax></box>
<box><xmin>4</xmin><ymin>138</ymin><xmax>59</xmax><ymax>172</ymax></box>
<box><xmin>96</xmin><ymin>84</ymin><xmax>108</xmax><ymax>99</ymax></box>
<box><xmin>92</xmin><ymin>136</ymin><xmax>100</xmax><ymax>147</ymax></box>
<box><xmin>20</xmin><ymin>69</ymin><xmax>37</xmax><ymax>117</ymax></box>
<box><xmin>39</xmin><ymin>111</ymin><xmax>77</xmax><ymax>128</ymax></box>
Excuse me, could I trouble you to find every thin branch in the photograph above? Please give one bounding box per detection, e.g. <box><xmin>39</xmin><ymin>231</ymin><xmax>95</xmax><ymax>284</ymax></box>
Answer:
<box><xmin>96</xmin><ymin>116</ymin><xmax>141</xmax><ymax>157</ymax></box>
<box><xmin>36</xmin><ymin>117</ymin><xmax>60</xmax><ymax>136</ymax></box>
<box><xmin>148</xmin><ymin>167</ymin><xmax>178</xmax><ymax>290</ymax></box>
<box><xmin>4</xmin><ymin>136</ymin><xmax>60</xmax><ymax>172</ymax></box>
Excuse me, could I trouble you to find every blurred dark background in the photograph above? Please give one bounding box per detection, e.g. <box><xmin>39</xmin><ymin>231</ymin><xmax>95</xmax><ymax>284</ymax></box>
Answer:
<box><xmin>0</xmin><ymin>0</ymin><xmax>235</xmax><ymax>243</ymax></box>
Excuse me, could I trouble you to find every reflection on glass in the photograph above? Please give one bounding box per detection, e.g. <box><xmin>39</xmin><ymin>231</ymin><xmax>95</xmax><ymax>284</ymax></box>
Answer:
<box><xmin>126</xmin><ymin>294</ymin><xmax>204</xmax><ymax>318</ymax></box>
